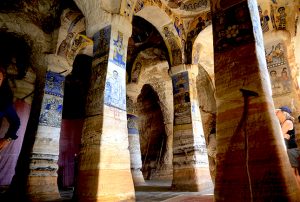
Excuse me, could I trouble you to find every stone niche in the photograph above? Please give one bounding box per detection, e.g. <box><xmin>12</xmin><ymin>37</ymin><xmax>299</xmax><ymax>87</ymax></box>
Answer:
<box><xmin>136</xmin><ymin>84</ymin><xmax>168</xmax><ymax>180</ymax></box>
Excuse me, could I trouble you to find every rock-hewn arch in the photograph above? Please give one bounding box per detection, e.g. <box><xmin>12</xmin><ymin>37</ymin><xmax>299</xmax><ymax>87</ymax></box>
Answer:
<box><xmin>127</xmin><ymin>49</ymin><xmax>174</xmax><ymax>179</ymax></box>
<box><xmin>0</xmin><ymin>13</ymin><xmax>51</xmax><ymax>72</ymax></box>
<box><xmin>192</xmin><ymin>24</ymin><xmax>216</xmax><ymax>138</ymax></box>
<box><xmin>135</xmin><ymin>6</ymin><xmax>183</xmax><ymax>66</ymax></box>
<box><xmin>56</xmin><ymin>8</ymin><xmax>93</xmax><ymax>68</ymax></box>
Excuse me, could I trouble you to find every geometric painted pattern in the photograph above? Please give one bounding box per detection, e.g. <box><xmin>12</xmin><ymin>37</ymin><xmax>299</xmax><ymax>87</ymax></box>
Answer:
<box><xmin>39</xmin><ymin>71</ymin><xmax>65</xmax><ymax>127</ymax></box>
<box><xmin>45</xmin><ymin>71</ymin><xmax>65</xmax><ymax>98</ymax></box>
<box><xmin>39</xmin><ymin>94</ymin><xmax>64</xmax><ymax>128</ymax></box>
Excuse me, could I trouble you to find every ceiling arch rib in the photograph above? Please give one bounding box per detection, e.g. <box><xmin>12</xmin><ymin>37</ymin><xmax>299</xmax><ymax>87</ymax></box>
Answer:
<box><xmin>135</xmin><ymin>6</ymin><xmax>183</xmax><ymax>66</ymax></box>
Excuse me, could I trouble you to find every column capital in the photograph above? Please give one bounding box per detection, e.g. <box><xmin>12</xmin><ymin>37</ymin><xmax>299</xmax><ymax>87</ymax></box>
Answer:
<box><xmin>45</xmin><ymin>54</ymin><xmax>72</xmax><ymax>76</ymax></box>
<box><xmin>111</xmin><ymin>14</ymin><xmax>132</xmax><ymax>37</ymax></box>
<box><xmin>74</xmin><ymin>0</ymin><xmax>112</xmax><ymax>37</ymax></box>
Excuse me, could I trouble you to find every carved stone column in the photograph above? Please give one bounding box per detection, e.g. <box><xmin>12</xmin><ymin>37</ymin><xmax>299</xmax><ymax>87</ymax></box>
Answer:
<box><xmin>210</xmin><ymin>0</ymin><xmax>300</xmax><ymax>200</ymax></box>
<box><xmin>74</xmin><ymin>14</ymin><xmax>135</xmax><ymax>201</ymax></box>
<box><xmin>26</xmin><ymin>54</ymin><xmax>70</xmax><ymax>201</ymax></box>
<box><xmin>170</xmin><ymin>64</ymin><xmax>213</xmax><ymax>191</ymax></box>
<box><xmin>127</xmin><ymin>113</ymin><xmax>145</xmax><ymax>185</ymax></box>
<box><xmin>126</xmin><ymin>96</ymin><xmax>145</xmax><ymax>185</ymax></box>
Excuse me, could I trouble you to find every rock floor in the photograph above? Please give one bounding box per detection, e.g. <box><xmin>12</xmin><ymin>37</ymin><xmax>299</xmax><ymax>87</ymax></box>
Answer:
<box><xmin>0</xmin><ymin>180</ymin><xmax>214</xmax><ymax>201</ymax></box>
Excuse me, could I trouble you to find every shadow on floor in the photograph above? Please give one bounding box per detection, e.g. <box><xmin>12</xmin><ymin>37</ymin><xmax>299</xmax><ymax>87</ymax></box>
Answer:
<box><xmin>1</xmin><ymin>180</ymin><xmax>214</xmax><ymax>202</ymax></box>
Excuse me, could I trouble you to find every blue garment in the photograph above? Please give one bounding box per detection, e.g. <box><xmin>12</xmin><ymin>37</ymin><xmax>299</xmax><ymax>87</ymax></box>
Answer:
<box><xmin>0</xmin><ymin>104</ymin><xmax>20</xmax><ymax>140</ymax></box>
<box><xmin>0</xmin><ymin>80</ymin><xmax>20</xmax><ymax>140</ymax></box>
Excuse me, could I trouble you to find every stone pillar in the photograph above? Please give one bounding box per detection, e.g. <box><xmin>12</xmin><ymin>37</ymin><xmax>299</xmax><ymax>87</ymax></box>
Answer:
<box><xmin>210</xmin><ymin>0</ymin><xmax>300</xmax><ymax>200</ymax></box>
<box><xmin>170</xmin><ymin>64</ymin><xmax>213</xmax><ymax>191</ymax></box>
<box><xmin>127</xmin><ymin>113</ymin><xmax>145</xmax><ymax>185</ymax></box>
<box><xmin>74</xmin><ymin>15</ymin><xmax>135</xmax><ymax>201</ymax></box>
<box><xmin>159</xmin><ymin>122</ymin><xmax>173</xmax><ymax>179</ymax></box>
<box><xmin>26</xmin><ymin>55</ymin><xmax>70</xmax><ymax>201</ymax></box>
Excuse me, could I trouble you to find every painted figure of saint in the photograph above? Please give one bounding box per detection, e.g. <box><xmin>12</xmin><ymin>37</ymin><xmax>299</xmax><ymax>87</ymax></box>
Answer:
<box><xmin>105</xmin><ymin>70</ymin><xmax>122</xmax><ymax>107</ymax></box>
<box><xmin>270</xmin><ymin>70</ymin><xmax>281</xmax><ymax>89</ymax></box>
<box><xmin>113</xmin><ymin>32</ymin><xmax>125</xmax><ymax>67</ymax></box>
<box><xmin>277</xmin><ymin>7</ymin><xmax>287</xmax><ymax>30</ymax></box>
<box><xmin>281</xmin><ymin>68</ymin><xmax>291</xmax><ymax>92</ymax></box>
<box><xmin>258</xmin><ymin>6</ymin><xmax>270</xmax><ymax>32</ymax></box>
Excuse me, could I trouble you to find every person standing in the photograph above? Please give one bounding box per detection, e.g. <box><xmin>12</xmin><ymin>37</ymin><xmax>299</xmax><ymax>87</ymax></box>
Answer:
<box><xmin>0</xmin><ymin>68</ymin><xmax>20</xmax><ymax>151</ymax></box>
<box><xmin>275</xmin><ymin>106</ymin><xmax>300</xmax><ymax>185</ymax></box>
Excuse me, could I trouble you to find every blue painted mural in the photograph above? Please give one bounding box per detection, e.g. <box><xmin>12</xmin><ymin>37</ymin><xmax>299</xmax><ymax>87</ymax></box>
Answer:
<box><xmin>112</xmin><ymin>31</ymin><xmax>126</xmax><ymax>68</ymax></box>
<box><xmin>172</xmin><ymin>71</ymin><xmax>191</xmax><ymax>125</ymax></box>
<box><xmin>104</xmin><ymin>61</ymin><xmax>126</xmax><ymax>111</ymax></box>
<box><xmin>45</xmin><ymin>71</ymin><xmax>65</xmax><ymax>97</ymax></box>
<box><xmin>93</xmin><ymin>25</ymin><xmax>111</xmax><ymax>59</ymax></box>
<box><xmin>39</xmin><ymin>95</ymin><xmax>63</xmax><ymax>127</ymax></box>
<box><xmin>39</xmin><ymin>71</ymin><xmax>65</xmax><ymax>127</ymax></box>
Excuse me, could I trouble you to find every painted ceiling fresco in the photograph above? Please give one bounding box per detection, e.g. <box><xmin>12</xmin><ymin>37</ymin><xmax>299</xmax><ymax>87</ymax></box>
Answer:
<box><xmin>258</xmin><ymin>0</ymin><xmax>299</xmax><ymax>36</ymax></box>
<box><xmin>126</xmin><ymin>16</ymin><xmax>169</xmax><ymax>80</ymax></box>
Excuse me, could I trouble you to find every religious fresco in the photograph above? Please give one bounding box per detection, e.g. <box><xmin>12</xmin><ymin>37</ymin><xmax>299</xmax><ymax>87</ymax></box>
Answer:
<box><xmin>112</xmin><ymin>31</ymin><xmax>126</xmax><ymax>68</ymax></box>
<box><xmin>179</xmin><ymin>0</ymin><xmax>209</xmax><ymax>11</ymax></box>
<box><xmin>270</xmin><ymin>5</ymin><xmax>287</xmax><ymax>30</ymax></box>
<box><xmin>266</xmin><ymin>42</ymin><xmax>292</xmax><ymax>96</ymax></box>
<box><xmin>174</xmin><ymin>16</ymin><xmax>185</xmax><ymax>38</ymax></box>
<box><xmin>127</xmin><ymin>114</ymin><xmax>139</xmax><ymax>134</ymax></box>
<box><xmin>130</xmin><ymin>48</ymin><xmax>167</xmax><ymax>83</ymax></box>
<box><xmin>45</xmin><ymin>71</ymin><xmax>65</xmax><ymax>97</ymax></box>
<box><xmin>67</xmin><ymin>34</ymin><xmax>93</xmax><ymax>63</ymax></box>
<box><xmin>172</xmin><ymin>71</ymin><xmax>191</xmax><ymax>125</ymax></box>
<box><xmin>162</xmin><ymin>23</ymin><xmax>182</xmax><ymax>65</ymax></box>
<box><xmin>258</xmin><ymin>5</ymin><xmax>270</xmax><ymax>33</ymax></box>
<box><xmin>165</xmin><ymin>0</ymin><xmax>209</xmax><ymax>12</ymax></box>
<box><xmin>85</xmin><ymin>27</ymin><xmax>111</xmax><ymax>116</ymax></box>
<box><xmin>57</xmin><ymin>32</ymin><xmax>74</xmax><ymax>58</ymax></box>
<box><xmin>186</xmin><ymin>12</ymin><xmax>211</xmax><ymax>63</ymax></box>
<box><xmin>39</xmin><ymin>71</ymin><xmax>65</xmax><ymax>127</ymax></box>
<box><xmin>86</xmin><ymin>59</ymin><xmax>108</xmax><ymax>116</ymax></box>
<box><xmin>133</xmin><ymin>0</ymin><xmax>192</xmax><ymax>66</ymax></box>
<box><xmin>104</xmin><ymin>61</ymin><xmax>126</xmax><ymax>111</ymax></box>
<box><xmin>93</xmin><ymin>26</ymin><xmax>111</xmax><ymax>59</ymax></box>
<box><xmin>131</xmin><ymin>61</ymin><xmax>142</xmax><ymax>83</ymax></box>
<box><xmin>56</xmin><ymin>10</ymin><xmax>90</xmax><ymax>65</ymax></box>
<box><xmin>39</xmin><ymin>95</ymin><xmax>63</xmax><ymax>127</ymax></box>
<box><xmin>212</xmin><ymin>1</ymin><xmax>254</xmax><ymax>52</ymax></box>
<box><xmin>121</xmin><ymin>0</ymin><xmax>136</xmax><ymax>19</ymax></box>
<box><xmin>256</xmin><ymin>1</ymin><xmax>297</xmax><ymax>36</ymax></box>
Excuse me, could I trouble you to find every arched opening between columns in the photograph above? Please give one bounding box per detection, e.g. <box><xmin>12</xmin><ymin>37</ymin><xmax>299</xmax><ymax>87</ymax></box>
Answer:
<box><xmin>127</xmin><ymin>14</ymin><xmax>174</xmax><ymax>185</ymax></box>
<box><xmin>137</xmin><ymin>84</ymin><xmax>167</xmax><ymax>181</ymax></box>
<box><xmin>192</xmin><ymin>24</ymin><xmax>217</xmax><ymax>183</ymax></box>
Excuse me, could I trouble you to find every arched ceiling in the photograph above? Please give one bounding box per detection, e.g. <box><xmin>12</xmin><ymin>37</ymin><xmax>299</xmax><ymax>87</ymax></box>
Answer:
<box><xmin>127</xmin><ymin>16</ymin><xmax>169</xmax><ymax>78</ymax></box>
<box><xmin>193</xmin><ymin>24</ymin><xmax>213</xmax><ymax>77</ymax></box>
<box><xmin>161</xmin><ymin>0</ymin><xmax>210</xmax><ymax>16</ymax></box>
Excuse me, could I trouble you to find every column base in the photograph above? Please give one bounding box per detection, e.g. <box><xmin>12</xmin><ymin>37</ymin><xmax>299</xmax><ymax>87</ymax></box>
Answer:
<box><xmin>76</xmin><ymin>169</ymin><xmax>135</xmax><ymax>202</ymax></box>
<box><xmin>151</xmin><ymin>164</ymin><xmax>173</xmax><ymax>180</ymax></box>
<box><xmin>27</xmin><ymin>176</ymin><xmax>60</xmax><ymax>201</ymax></box>
<box><xmin>131</xmin><ymin>169</ymin><xmax>145</xmax><ymax>185</ymax></box>
<box><xmin>172</xmin><ymin>167</ymin><xmax>213</xmax><ymax>191</ymax></box>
